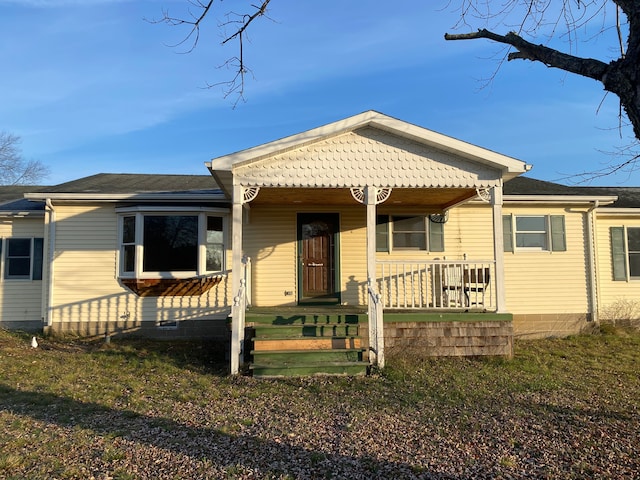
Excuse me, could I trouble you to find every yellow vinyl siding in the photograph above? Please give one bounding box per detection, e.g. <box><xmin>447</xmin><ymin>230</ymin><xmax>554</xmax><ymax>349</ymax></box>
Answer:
<box><xmin>49</xmin><ymin>204</ymin><xmax>232</xmax><ymax>329</ymax></box>
<box><xmin>0</xmin><ymin>217</ymin><xmax>45</xmax><ymax>326</ymax></box>
<box><xmin>339</xmin><ymin>208</ymin><xmax>367</xmax><ymax>304</ymax></box>
<box><xmin>242</xmin><ymin>206</ymin><xmax>297</xmax><ymax>307</ymax></box>
<box><xmin>502</xmin><ymin>206</ymin><xmax>590</xmax><ymax>314</ymax></box>
<box><xmin>595</xmin><ymin>215</ymin><xmax>640</xmax><ymax>316</ymax></box>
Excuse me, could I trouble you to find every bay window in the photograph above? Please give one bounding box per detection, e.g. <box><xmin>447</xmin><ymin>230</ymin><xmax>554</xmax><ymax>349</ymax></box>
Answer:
<box><xmin>118</xmin><ymin>209</ymin><xmax>226</xmax><ymax>278</ymax></box>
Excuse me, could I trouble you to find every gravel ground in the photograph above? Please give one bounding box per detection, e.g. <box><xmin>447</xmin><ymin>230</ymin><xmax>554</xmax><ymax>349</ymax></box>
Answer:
<box><xmin>2</xmin><ymin>375</ymin><xmax>638</xmax><ymax>479</ymax></box>
<box><xmin>1</xmin><ymin>333</ymin><xmax>639</xmax><ymax>479</ymax></box>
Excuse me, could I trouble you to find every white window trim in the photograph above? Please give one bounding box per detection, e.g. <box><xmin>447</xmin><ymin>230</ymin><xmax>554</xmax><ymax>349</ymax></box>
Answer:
<box><xmin>507</xmin><ymin>214</ymin><xmax>566</xmax><ymax>253</ymax></box>
<box><xmin>614</xmin><ymin>226</ymin><xmax>640</xmax><ymax>282</ymax></box>
<box><xmin>377</xmin><ymin>215</ymin><xmax>443</xmax><ymax>253</ymax></box>
<box><xmin>2</xmin><ymin>237</ymin><xmax>40</xmax><ymax>281</ymax></box>
<box><xmin>513</xmin><ymin>214</ymin><xmax>549</xmax><ymax>251</ymax></box>
<box><xmin>117</xmin><ymin>209</ymin><xmax>228</xmax><ymax>279</ymax></box>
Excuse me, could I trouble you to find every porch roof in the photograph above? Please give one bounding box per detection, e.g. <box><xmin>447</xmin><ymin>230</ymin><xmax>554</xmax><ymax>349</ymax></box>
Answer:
<box><xmin>207</xmin><ymin>111</ymin><xmax>531</xmax><ymax>198</ymax></box>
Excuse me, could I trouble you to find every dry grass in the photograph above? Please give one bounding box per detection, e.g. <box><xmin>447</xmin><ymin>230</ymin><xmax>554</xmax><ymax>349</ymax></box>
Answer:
<box><xmin>0</xmin><ymin>326</ymin><xmax>639</xmax><ymax>479</ymax></box>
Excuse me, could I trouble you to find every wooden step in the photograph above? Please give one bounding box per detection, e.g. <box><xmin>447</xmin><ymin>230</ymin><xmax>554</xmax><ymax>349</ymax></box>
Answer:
<box><xmin>250</xmin><ymin>361</ymin><xmax>369</xmax><ymax>378</ymax></box>
<box><xmin>246</xmin><ymin>313</ymin><xmax>365</xmax><ymax>326</ymax></box>
<box><xmin>253</xmin><ymin>337</ymin><xmax>362</xmax><ymax>351</ymax></box>
<box><xmin>252</xmin><ymin>323</ymin><xmax>360</xmax><ymax>338</ymax></box>
<box><xmin>251</xmin><ymin>348</ymin><xmax>364</xmax><ymax>365</ymax></box>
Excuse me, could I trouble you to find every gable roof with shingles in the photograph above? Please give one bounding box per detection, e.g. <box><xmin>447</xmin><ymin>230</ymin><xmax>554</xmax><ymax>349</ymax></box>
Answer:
<box><xmin>40</xmin><ymin>173</ymin><xmax>220</xmax><ymax>195</ymax></box>
<box><xmin>209</xmin><ymin>111</ymin><xmax>531</xmax><ymax>195</ymax></box>
<box><xmin>504</xmin><ymin>176</ymin><xmax>640</xmax><ymax>209</ymax></box>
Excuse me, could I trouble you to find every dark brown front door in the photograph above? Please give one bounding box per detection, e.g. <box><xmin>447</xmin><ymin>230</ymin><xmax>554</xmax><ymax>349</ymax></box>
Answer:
<box><xmin>298</xmin><ymin>213</ymin><xmax>339</xmax><ymax>303</ymax></box>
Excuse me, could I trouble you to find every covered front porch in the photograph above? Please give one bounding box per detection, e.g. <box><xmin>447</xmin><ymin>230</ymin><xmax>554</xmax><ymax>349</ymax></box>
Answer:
<box><xmin>207</xmin><ymin>111</ymin><xmax>530</xmax><ymax>375</ymax></box>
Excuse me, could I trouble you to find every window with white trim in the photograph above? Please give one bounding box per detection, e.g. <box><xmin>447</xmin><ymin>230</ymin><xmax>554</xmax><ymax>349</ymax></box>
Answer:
<box><xmin>611</xmin><ymin>226</ymin><xmax>640</xmax><ymax>281</ymax></box>
<box><xmin>2</xmin><ymin>237</ymin><xmax>44</xmax><ymax>280</ymax></box>
<box><xmin>118</xmin><ymin>210</ymin><xmax>226</xmax><ymax>278</ymax></box>
<box><xmin>376</xmin><ymin>215</ymin><xmax>444</xmax><ymax>252</ymax></box>
<box><xmin>503</xmin><ymin>215</ymin><xmax>566</xmax><ymax>252</ymax></box>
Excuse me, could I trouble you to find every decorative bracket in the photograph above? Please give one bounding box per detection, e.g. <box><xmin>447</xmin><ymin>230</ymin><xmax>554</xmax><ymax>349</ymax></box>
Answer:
<box><xmin>242</xmin><ymin>186</ymin><xmax>260</xmax><ymax>203</ymax></box>
<box><xmin>350</xmin><ymin>187</ymin><xmax>392</xmax><ymax>205</ymax></box>
<box><xmin>476</xmin><ymin>187</ymin><xmax>491</xmax><ymax>203</ymax></box>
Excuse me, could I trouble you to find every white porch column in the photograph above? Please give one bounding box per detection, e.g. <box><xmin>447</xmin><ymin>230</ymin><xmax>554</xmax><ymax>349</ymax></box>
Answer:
<box><xmin>230</xmin><ymin>184</ymin><xmax>245</xmax><ymax>375</ymax></box>
<box><xmin>365</xmin><ymin>186</ymin><xmax>384</xmax><ymax>367</ymax></box>
<box><xmin>491</xmin><ymin>184</ymin><xmax>507</xmax><ymax>313</ymax></box>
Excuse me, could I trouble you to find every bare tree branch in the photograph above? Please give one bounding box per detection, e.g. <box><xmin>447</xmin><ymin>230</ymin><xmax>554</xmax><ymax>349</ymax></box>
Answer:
<box><xmin>152</xmin><ymin>0</ymin><xmax>272</xmax><ymax>104</ymax></box>
<box><xmin>444</xmin><ymin>29</ymin><xmax>609</xmax><ymax>82</ymax></box>
<box><xmin>0</xmin><ymin>132</ymin><xmax>49</xmax><ymax>185</ymax></box>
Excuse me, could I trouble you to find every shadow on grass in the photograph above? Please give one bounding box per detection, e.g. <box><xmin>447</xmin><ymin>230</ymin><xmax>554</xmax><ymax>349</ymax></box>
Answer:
<box><xmin>38</xmin><ymin>337</ymin><xmax>230</xmax><ymax>376</ymax></box>
<box><xmin>0</xmin><ymin>384</ymin><xmax>439</xmax><ymax>479</ymax></box>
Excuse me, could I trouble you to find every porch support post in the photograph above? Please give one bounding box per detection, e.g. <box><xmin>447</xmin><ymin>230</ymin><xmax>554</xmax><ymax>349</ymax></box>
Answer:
<box><xmin>365</xmin><ymin>186</ymin><xmax>384</xmax><ymax>367</ymax></box>
<box><xmin>230</xmin><ymin>184</ymin><xmax>245</xmax><ymax>375</ymax></box>
<box><xmin>491</xmin><ymin>184</ymin><xmax>507</xmax><ymax>313</ymax></box>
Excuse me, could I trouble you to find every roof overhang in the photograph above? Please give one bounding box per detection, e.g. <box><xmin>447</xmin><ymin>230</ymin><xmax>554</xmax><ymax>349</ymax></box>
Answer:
<box><xmin>0</xmin><ymin>211</ymin><xmax>45</xmax><ymax>218</ymax></box>
<box><xmin>24</xmin><ymin>192</ymin><xmax>229</xmax><ymax>203</ymax></box>
<box><xmin>503</xmin><ymin>195</ymin><xmax>618</xmax><ymax>206</ymax></box>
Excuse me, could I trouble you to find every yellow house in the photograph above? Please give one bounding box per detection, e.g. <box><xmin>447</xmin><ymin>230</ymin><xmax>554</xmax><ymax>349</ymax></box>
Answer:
<box><xmin>1</xmin><ymin>112</ymin><xmax>638</xmax><ymax>376</ymax></box>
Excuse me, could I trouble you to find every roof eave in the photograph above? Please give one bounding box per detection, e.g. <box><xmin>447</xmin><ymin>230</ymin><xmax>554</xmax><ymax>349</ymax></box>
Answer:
<box><xmin>0</xmin><ymin>211</ymin><xmax>45</xmax><ymax>218</ymax></box>
<box><xmin>503</xmin><ymin>195</ymin><xmax>618</xmax><ymax>205</ymax></box>
<box><xmin>24</xmin><ymin>192</ymin><xmax>228</xmax><ymax>202</ymax></box>
<box><xmin>596</xmin><ymin>207</ymin><xmax>640</xmax><ymax>215</ymax></box>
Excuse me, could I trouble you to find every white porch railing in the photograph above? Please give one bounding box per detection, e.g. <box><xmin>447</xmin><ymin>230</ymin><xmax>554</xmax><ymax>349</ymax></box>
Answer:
<box><xmin>376</xmin><ymin>259</ymin><xmax>496</xmax><ymax>311</ymax></box>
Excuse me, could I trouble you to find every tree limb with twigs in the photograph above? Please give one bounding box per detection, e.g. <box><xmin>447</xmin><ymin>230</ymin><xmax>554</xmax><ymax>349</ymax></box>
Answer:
<box><xmin>445</xmin><ymin>1</ymin><xmax>640</xmax><ymax>180</ymax></box>
<box><xmin>0</xmin><ymin>132</ymin><xmax>49</xmax><ymax>185</ymax></box>
<box><xmin>151</xmin><ymin>0</ymin><xmax>272</xmax><ymax>105</ymax></box>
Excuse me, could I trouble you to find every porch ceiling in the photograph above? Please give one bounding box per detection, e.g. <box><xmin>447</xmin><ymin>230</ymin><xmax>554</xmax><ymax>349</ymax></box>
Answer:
<box><xmin>249</xmin><ymin>187</ymin><xmax>478</xmax><ymax>208</ymax></box>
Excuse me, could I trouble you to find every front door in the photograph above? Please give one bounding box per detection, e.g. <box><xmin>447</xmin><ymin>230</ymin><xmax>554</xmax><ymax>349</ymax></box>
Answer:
<box><xmin>298</xmin><ymin>213</ymin><xmax>340</xmax><ymax>304</ymax></box>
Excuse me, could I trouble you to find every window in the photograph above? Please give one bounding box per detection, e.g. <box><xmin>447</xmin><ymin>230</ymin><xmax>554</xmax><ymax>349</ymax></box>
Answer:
<box><xmin>503</xmin><ymin>215</ymin><xmax>566</xmax><ymax>252</ymax></box>
<box><xmin>118</xmin><ymin>211</ymin><xmax>226</xmax><ymax>278</ymax></box>
<box><xmin>3</xmin><ymin>238</ymin><xmax>44</xmax><ymax>280</ymax></box>
<box><xmin>376</xmin><ymin>215</ymin><xmax>444</xmax><ymax>252</ymax></box>
<box><xmin>611</xmin><ymin>226</ymin><xmax>640</xmax><ymax>281</ymax></box>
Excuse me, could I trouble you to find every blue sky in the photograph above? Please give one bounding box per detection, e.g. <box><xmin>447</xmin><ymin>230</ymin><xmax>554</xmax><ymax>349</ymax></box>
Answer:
<box><xmin>0</xmin><ymin>0</ymin><xmax>636</xmax><ymax>186</ymax></box>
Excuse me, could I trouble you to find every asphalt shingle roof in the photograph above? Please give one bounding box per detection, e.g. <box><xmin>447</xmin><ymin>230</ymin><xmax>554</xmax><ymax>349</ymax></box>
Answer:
<box><xmin>504</xmin><ymin>176</ymin><xmax>640</xmax><ymax>209</ymax></box>
<box><xmin>2</xmin><ymin>173</ymin><xmax>640</xmax><ymax>211</ymax></box>
<box><xmin>41</xmin><ymin>173</ymin><xmax>220</xmax><ymax>195</ymax></box>
<box><xmin>0</xmin><ymin>185</ymin><xmax>48</xmax><ymax>212</ymax></box>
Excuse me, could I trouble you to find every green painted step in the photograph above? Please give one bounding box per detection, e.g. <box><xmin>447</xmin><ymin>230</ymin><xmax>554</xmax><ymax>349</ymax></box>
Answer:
<box><xmin>250</xmin><ymin>361</ymin><xmax>369</xmax><ymax>378</ymax></box>
<box><xmin>252</xmin><ymin>323</ymin><xmax>360</xmax><ymax>338</ymax></box>
<box><xmin>246</xmin><ymin>313</ymin><xmax>366</xmax><ymax>326</ymax></box>
<box><xmin>251</xmin><ymin>348</ymin><xmax>364</xmax><ymax>365</ymax></box>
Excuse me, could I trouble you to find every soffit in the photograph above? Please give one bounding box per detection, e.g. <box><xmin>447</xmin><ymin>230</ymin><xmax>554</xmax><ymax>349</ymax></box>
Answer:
<box><xmin>233</xmin><ymin>127</ymin><xmax>501</xmax><ymax>189</ymax></box>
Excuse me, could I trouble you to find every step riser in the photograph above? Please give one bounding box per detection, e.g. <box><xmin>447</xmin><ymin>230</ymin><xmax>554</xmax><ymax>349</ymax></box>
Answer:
<box><xmin>252</xmin><ymin>350</ymin><xmax>363</xmax><ymax>365</ymax></box>
<box><xmin>253</xmin><ymin>325</ymin><xmax>360</xmax><ymax>338</ymax></box>
<box><xmin>254</xmin><ymin>337</ymin><xmax>362</xmax><ymax>351</ymax></box>
<box><xmin>246</xmin><ymin>314</ymin><xmax>365</xmax><ymax>326</ymax></box>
